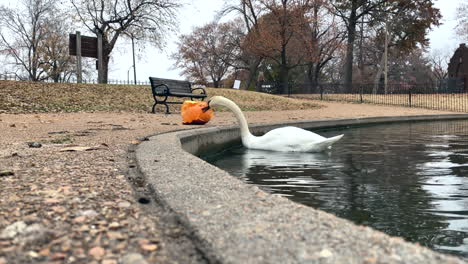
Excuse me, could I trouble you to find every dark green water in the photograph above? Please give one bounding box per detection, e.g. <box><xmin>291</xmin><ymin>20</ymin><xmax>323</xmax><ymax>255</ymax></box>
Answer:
<box><xmin>203</xmin><ymin>120</ymin><xmax>468</xmax><ymax>258</ymax></box>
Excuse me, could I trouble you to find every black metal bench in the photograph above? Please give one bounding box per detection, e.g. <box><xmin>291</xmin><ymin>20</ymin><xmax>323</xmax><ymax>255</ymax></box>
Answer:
<box><xmin>149</xmin><ymin>77</ymin><xmax>207</xmax><ymax>114</ymax></box>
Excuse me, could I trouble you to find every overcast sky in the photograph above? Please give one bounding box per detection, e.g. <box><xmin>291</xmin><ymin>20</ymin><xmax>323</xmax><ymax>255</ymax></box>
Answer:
<box><xmin>0</xmin><ymin>0</ymin><xmax>463</xmax><ymax>82</ymax></box>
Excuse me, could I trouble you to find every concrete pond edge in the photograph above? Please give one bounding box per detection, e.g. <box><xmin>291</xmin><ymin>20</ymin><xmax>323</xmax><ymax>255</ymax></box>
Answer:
<box><xmin>133</xmin><ymin>114</ymin><xmax>468</xmax><ymax>264</ymax></box>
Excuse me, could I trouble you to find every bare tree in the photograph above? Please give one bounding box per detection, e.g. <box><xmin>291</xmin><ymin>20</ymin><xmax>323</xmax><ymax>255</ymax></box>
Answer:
<box><xmin>393</xmin><ymin>48</ymin><xmax>434</xmax><ymax>85</ymax></box>
<box><xmin>172</xmin><ymin>21</ymin><xmax>238</xmax><ymax>87</ymax></box>
<box><xmin>300</xmin><ymin>0</ymin><xmax>345</xmax><ymax>92</ymax></box>
<box><xmin>372</xmin><ymin>0</ymin><xmax>441</xmax><ymax>93</ymax></box>
<box><xmin>39</xmin><ymin>11</ymin><xmax>81</xmax><ymax>82</ymax></box>
<box><xmin>331</xmin><ymin>0</ymin><xmax>440</xmax><ymax>91</ymax></box>
<box><xmin>216</xmin><ymin>19</ymin><xmax>254</xmax><ymax>89</ymax></box>
<box><xmin>428</xmin><ymin>48</ymin><xmax>450</xmax><ymax>84</ymax></box>
<box><xmin>242</xmin><ymin>0</ymin><xmax>313</xmax><ymax>94</ymax></box>
<box><xmin>0</xmin><ymin>0</ymin><xmax>56</xmax><ymax>81</ymax></box>
<box><xmin>221</xmin><ymin>0</ymin><xmax>265</xmax><ymax>90</ymax></box>
<box><xmin>71</xmin><ymin>0</ymin><xmax>181</xmax><ymax>83</ymax></box>
<box><xmin>456</xmin><ymin>1</ymin><xmax>468</xmax><ymax>41</ymax></box>
<box><xmin>223</xmin><ymin>0</ymin><xmax>344</xmax><ymax>92</ymax></box>
<box><xmin>331</xmin><ymin>0</ymin><xmax>387</xmax><ymax>91</ymax></box>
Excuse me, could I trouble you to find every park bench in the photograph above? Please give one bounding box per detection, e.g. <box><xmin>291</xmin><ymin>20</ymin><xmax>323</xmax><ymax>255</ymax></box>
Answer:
<box><xmin>149</xmin><ymin>77</ymin><xmax>207</xmax><ymax>114</ymax></box>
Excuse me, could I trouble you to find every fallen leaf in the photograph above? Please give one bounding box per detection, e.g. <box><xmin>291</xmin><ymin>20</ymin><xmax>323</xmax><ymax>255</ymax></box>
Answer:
<box><xmin>117</xmin><ymin>201</ymin><xmax>131</xmax><ymax>208</ymax></box>
<box><xmin>59</xmin><ymin>146</ymin><xmax>101</xmax><ymax>152</ymax></box>
<box><xmin>28</xmin><ymin>251</ymin><xmax>40</xmax><ymax>258</ymax></box>
<box><xmin>0</xmin><ymin>170</ymin><xmax>14</xmax><ymax>177</ymax></box>
<box><xmin>0</xmin><ymin>247</ymin><xmax>15</xmax><ymax>253</ymax></box>
<box><xmin>108</xmin><ymin>222</ymin><xmax>120</xmax><ymax>229</ymax></box>
<box><xmin>72</xmin><ymin>216</ymin><xmax>87</xmax><ymax>223</ymax></box>
<box><xmin>94</xmin><ymin>233</ymin><xmax>103</xmax><ymax>244</ymax></box>
<box><xmin>44</xmin><ymin>198</ymin><xmax>60</xmax><ymax>204</ymax></box>
<box><xmin>141</xmin><ymin>243</ymin><xmax>158</xmax><ymax>251</ymax></box>
<box><xmin>51</xmin><ymin>206</ymin><xmax>66</xmax><ymax>213</ymax></box>
<box><xmin>39</xmin><ymin>248</ymin><xmax>50</xmax><ymax>256</ymax></box>
<box><xmin>319</xmin><ymin>249</ymin><xmax>333</xmax><ymax>258</ymax></box>
<box><xmin>116</xmin><ymin>242</ymin><xmax>126</xmax><ymax>250</ymax></box>
<box><xmin>59</xmin><ymin>186</ymin><xmax>73</xmax><ymax>195</ymax></box>
<box><xmin>0</xmin><ymin>241</ymin><xmax>10</xmax><ymax>247</ymax></box>
<box><xmin>88</xmin><ymin>246</ymin><xmax>105</xmax><ymax>259</ymax></box>
<box><xmin>107</xmin><ymin>231</ymin><xmax>124</xmax><ymax>240</ymax></box>
<box><xmin>137</xmin><ymin>239</ymin><xmax>149</xmax><ymax>246</ymax></box>
<box><xmin>78</xmin><ymin>225</ymin><xmax>89</xmax><ymax>232</ymax></box>
<box><xmin>50</xmin><ymin>252</ymin><xmax>67</xmax><ymax>260</ymax></box>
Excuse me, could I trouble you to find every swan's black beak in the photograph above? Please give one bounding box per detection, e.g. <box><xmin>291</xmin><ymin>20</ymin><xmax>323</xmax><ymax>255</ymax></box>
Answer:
<box><xmin>201</xmin><ymin>100</ymin><xmax>211</xmax><ymax>112</ymax></box>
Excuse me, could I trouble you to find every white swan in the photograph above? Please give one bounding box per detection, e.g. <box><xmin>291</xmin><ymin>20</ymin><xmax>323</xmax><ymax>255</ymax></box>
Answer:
<box><xmin>204</xmin><ymin>96</ymin><xmax>343</xmax><ymax>152</ymax></box>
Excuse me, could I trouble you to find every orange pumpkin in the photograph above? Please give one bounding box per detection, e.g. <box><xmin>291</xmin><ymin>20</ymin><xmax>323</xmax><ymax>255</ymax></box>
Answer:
<box><xmin>181</xmin><ymin>100</ymin><xmax>213</xmax><ymax>125</ymax></box>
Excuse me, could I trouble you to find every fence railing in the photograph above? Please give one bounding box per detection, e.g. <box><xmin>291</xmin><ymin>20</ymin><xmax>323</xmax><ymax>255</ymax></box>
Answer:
<box><xmin>0</xmin><ymin>74</ymin><xmax>150</xmax><ymax>86</ymax></box>
<box><xmin>261</xmin><ymin>79</ymin><xmax>468</xmax><ymax>113</ymax></box>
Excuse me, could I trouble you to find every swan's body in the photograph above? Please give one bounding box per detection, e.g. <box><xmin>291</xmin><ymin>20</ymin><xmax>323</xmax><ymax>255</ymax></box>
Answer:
<box><xmin>207</xmin><ymin>96</ymin><xmax>343</xmax><ymax>152</ymax></box>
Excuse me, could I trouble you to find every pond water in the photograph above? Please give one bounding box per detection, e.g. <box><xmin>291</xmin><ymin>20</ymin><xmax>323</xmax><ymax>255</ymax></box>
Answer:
<box><xmin>203</xmin><ymin>120</ymin><xmax>468</xmax><ymax>258</ymax></box>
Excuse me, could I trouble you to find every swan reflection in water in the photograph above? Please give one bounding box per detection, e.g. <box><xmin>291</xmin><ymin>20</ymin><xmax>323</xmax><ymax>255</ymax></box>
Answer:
<box><xmin>214</xmin><ymin>147</ymin><xmax>344</xmax><ymax>195</ymax></box>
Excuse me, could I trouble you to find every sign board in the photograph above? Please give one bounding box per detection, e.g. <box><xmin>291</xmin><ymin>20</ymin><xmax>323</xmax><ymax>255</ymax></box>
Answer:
<box><xmin>69</xmin><ymin>34</ymin><xmax>98</xmax><ymax>58</ymax></box>
<box><xmin>233</xmin><ymin>80</ymin><xmax>241</xmax><ymax>89</ymax></box>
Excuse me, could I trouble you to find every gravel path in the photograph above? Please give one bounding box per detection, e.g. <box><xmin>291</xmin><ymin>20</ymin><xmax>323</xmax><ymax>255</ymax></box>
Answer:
<box><xmin>0</xmin><ymin>101</ymin><xmax>459</xmax><ymax>263</ymax></box>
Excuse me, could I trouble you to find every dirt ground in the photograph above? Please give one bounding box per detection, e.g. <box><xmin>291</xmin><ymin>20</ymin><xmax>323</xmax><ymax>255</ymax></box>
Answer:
<box><xmin>0</xmin><ymin>101</ymin><xmax>458</xmax><ymax>264</ymax></box>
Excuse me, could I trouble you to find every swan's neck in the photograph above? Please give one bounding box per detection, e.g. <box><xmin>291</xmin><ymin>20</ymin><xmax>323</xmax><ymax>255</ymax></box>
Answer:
<box><xmin>220</xmin><ymin>98</ymin><xmax>253</xmax><ymax>140</ymax></box>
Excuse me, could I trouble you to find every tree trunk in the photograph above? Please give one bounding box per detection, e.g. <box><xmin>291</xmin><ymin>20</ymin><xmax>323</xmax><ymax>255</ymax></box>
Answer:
<box><xmin>30</xmin><ymin>50</ymin><xmax>39</xmax><ymax>81</ymax></box>
<box><xmin>53</xmin><ymin>73</ymin><xmax>60</xmax><ymax>83</ymax></box>
<box><xmin>373</xmin><ymin>54</ymin><xmax>386</xmax><ymax>94</ymax></box>
<box><xmin>312</xmin><ymin>63</ymin><xmax>322</xmax><ymax>92</ymax></box>
<box><xmin>212</xmin><ymin>78</ymin><xmax>220</xmax><ymax>88</ymax></box>
<box><xmin>279</xmin><ymin>66</ymin><xmax>288</xmax><ymax>95</ymax></box>
<box><xmin>102</xmin><ymin>53</ymin><xmax>110</xmax><ymax>84</ymax></box>
<box><xmin>306</xmin><ymin>63</ymin><xmax>318</xmax><ymax>94</ymax></box>
<box><xmin>343</xmin><ymin>0</ymin><xmax>358</xmax><ymax>92</ymax></box>
<box><xmin>52</xmin><ymin>63</ymin><xmax>60</xmax><ymax>83</ymax></box>
<box><xmin>100</xmin><ymin>35</ymin><xmax>114</xmax><ymax>84</ymax></box>
<box><xmin>248</xmin><ymin>58</ymin><xmax>261</xmax><ymax>91</ymax></box>
<box><xmin>279</xmin><ymin>47</ymin><xmax>288</xmax><ymax>95</ymax></box>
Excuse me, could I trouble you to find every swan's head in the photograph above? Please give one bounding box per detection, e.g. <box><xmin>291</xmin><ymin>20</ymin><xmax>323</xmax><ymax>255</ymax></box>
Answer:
<box><xmin>202</xmin><ymin>96</ymin><xmax>227</xmax><ymax>112</ymax></box>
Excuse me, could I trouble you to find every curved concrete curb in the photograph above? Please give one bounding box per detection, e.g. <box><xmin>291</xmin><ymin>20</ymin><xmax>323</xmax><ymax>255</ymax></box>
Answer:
<box><xmin>135</xmin><ymin>114</ymin><xmax>468</xmax><ymax>264</ymax></box>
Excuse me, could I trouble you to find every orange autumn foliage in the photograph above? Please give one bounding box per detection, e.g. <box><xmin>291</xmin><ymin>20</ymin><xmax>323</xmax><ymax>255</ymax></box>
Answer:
<box><xmin>181</xmin><ymin>101</ymin><xmax>213</xmax><ymax>124</ymax></box>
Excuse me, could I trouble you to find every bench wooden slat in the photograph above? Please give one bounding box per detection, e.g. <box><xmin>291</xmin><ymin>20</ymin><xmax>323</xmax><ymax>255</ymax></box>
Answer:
<box><xmin>149</xmin><ymin>77</ymin><xmax>207</xmax><ymax>114</ymax></box>
<box><xmin>169</xmin><ymin>92</ymin><xmax>206</xmax><ymax>98</ymax></box>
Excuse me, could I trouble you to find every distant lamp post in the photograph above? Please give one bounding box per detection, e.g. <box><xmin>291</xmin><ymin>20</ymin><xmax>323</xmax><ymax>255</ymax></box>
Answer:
<box><xmin>127</xmin><ymin>65</ymin><xmax>134</xmax><ymax>84</ymax></box>
<box><xmin>130</xmin><ymin>34</ymin><xmax>137</xmax><ymax>85</ymax></box>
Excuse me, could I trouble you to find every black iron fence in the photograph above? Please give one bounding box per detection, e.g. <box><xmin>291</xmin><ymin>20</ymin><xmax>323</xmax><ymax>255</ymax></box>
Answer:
<box><xmin>0</xmin><ymin>74</ymin><xmax>150</xmax><ymax>85</ymax></box>
<box><xmin>260</xmin><ymin>78</ymin><xmax>468</xmax><ymax>112</ymax></box>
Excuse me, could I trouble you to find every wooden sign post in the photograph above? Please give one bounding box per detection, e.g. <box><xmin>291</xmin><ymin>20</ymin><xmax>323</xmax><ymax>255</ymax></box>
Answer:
<box><xmin>97</xmin><ymin>33</ymin><xmax>103</xmax><ymax>84</ymax></box>
<box><xmin>76</xmin><ymin>31</ymin><xmax>82</xmax><ymax>83</ymax></box>
<box><xmin>69</xmin><ymin>32</ymin><xmax>103</xmax><ymax>83</ymax></box>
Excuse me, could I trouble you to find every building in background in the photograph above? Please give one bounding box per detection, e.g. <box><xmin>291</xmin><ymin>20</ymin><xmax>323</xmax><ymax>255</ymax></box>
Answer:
<box><xmin>448</xmin><ymin>43</ymin><xmax>468</xmax><ymax>91</ymax></box>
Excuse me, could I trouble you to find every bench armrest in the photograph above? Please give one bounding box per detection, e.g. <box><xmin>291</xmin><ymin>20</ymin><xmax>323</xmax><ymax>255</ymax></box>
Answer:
<box><xmin>191</xmin><ymin>87</ymin><xmax>207</xmax><ymax>95</ymax></box>
<box><xmin>153</xmin><ymin>84</ymin><xmax>169</xmax><ymax>95</ymax></box>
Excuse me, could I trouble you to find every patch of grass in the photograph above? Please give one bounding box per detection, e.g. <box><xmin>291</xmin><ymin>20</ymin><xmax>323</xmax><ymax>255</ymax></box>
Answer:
<box><xmin>0</xmin><ymin>80</ymin><xmax>321</xmax><ymax>114</ymax></box>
